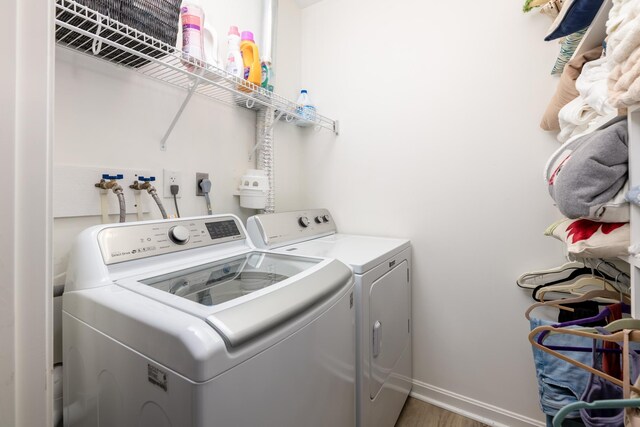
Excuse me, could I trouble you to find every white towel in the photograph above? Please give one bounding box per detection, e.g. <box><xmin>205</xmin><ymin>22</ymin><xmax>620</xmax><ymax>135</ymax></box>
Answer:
<box><xmin>557</xmin><ymin>96</ymin><xmax>599</xmax><ymax>142</ymax></box>
<box><xmin>576</xmin><ymin>57</ymin><xmax>616</xmax><ymax>115</ymax></box>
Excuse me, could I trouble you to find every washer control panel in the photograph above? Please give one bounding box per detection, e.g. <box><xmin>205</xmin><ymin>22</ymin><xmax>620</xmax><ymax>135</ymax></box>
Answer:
<box><xmin>97</xmin><ymin>216</ymin><xmax>246</xmax><ymax>265</ymax></box>
<box><xmin>247</xmin><ymin>209</ymin><xmax>336</xmax><ymax>248</ymax></box>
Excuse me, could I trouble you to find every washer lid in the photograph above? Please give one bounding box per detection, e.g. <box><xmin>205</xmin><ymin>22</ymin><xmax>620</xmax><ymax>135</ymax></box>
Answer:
<box><xmin>275</xmin><ymin>234</ymin><xmax>410</xmax><ymax>274</ymax></box>
<box><xmin>206</xmin><ymin>259</ymin><xmax>352</xmax><ymax>347</ymax></box>
<box><xmin>138</xmin><ymin>251</ymin><xmax>353</xmax><ymax>347</ymax></box>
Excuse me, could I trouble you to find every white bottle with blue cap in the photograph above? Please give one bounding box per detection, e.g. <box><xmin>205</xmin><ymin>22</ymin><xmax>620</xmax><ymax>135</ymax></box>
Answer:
<box><xmin>295</xmin><ymin>89</ymin><xmax>317</xmax><ymax>127</ymax></box>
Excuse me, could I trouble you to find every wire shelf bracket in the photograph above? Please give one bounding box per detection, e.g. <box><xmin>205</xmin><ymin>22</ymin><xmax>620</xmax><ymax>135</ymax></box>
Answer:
<box><xmin>160</xmin><ymin>77</ymin><xmax>202</xmax><ymax>151</ymax></box>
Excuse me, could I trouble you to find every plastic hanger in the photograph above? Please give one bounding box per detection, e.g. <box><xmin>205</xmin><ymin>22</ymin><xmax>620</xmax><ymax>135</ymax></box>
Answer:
<box><xmin>552</xmin><ymin>398</ymin><xmax>640</xmax><ymax>427</ymax></box>
<box><xmin>531</xmin><ymin>268</ymin><xmax>599</xmax><ymax>298</ymax></box>
<box><xmin>537</xmin><ymin>276</ymin><xmax>622</xmax><ymax>301</ymax></box>
<box><xmin>532</xmin><ymin>267</ymin><xmax>621</xmax><ymax>301</ymax></box>
<box><xmin>529</xmin><ymin>326</ymin><xmax>640</xmax><ymax>394</ymax></box>
<box><xmin>536</xmin><ymin>302</ymin><xmax>631</xmax><ymax>350</ymax></box>
<box><xmin>525</xmin><ymin>289</ymin><xmax>630</xmax><ymax>321</ymax></box>
<box><xmin>601</xmin><ymin>318</ymin><xmax>640</xmax><ymax>334</ymax></box>
<box><xmin>517</xmin><ymin>261</ymin><xmax>585</xmax><ymax>289</ymax></box>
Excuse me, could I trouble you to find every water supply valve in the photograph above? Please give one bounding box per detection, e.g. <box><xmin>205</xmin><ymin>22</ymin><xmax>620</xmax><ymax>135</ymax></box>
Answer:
<box><xmin>95</xmin><ymin>173</ymin><xmax>126</xmax><ymax>223</ymax></box>
<box><xmin>130</xmin><ymin>176</ymin><xmax>156</xmax><ymax>191</ymax></box>
<box><xmin>95</xmin><ymin>174</ymin><xmax>124</xmax><ymax>192</ymax></box>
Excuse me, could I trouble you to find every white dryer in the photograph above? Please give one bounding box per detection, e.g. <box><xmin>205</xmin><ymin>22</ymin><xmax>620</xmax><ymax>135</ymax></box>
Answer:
<box><xmin>63</xmin><ymin>214</ymin><xmax>355</xmax><ymax>427</ymax></box>
<box><xmin>247</xmin><ymin>209</ymin><xmax>412</xmax><ymax>427</ymax></box>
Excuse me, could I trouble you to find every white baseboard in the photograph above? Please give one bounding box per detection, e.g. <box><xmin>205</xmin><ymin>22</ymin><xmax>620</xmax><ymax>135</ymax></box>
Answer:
<box><xmin>410</xmin><ymin>379</ymin><xmax>545</xmax><ymax>427</ymax></box>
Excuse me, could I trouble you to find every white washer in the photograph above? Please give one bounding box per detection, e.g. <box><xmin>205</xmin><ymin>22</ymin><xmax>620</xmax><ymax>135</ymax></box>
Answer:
<box><xmin>247</xmin><ymin>209</ymin><xmax>412</xmax><ymax>427</ymax></box>
<box><xmin>63</xmin><ymin>214</ymin><xmax>356</xmax><ymax>427</ymax></box>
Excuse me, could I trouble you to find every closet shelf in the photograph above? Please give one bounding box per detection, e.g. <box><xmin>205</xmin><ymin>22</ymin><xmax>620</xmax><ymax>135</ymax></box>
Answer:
<box><xmin>54</xmin><ymin>0</ymin><xmax>339</xmax><ymax>144</ymax></box>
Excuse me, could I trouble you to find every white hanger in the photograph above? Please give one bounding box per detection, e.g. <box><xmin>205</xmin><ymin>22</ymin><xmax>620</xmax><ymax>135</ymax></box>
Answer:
<box><xmin>517</xmin><ymin>261</ymin><xmax>585</xmax><ymax>289</ymax></box>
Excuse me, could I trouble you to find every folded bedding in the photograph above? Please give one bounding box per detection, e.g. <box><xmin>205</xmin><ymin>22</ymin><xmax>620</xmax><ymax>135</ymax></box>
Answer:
<box><xmin>609</xmin><ymin>44</ymin><xmax>640</xmax><ymax>107</ymax></box>
<box><xmin>607</xmin><ymin>0</ymin><xmax>635</xmax><ymax>37</ymax></box>
<box><xmin>541</xmin><ymin>46</ymin><xmax>603</xmax><ymax>131</ymax></box>
<box><xmin>546</xmin><ymin>117</ymin><xmax>629</xmax><ymax>222</ymax></box>
<box><xmin>576</xmin><ymin>55</ymin><xmax>615</xmax><ymax>115</ymax></box>
<box><xmin>557</xmin><ymin>96</ymin><xmax>599</xmax><ymax>142</ymax></box>
<box><xmin>606</xmin><ymin>1</ymin><xmax>640</xmax><ymax>107</ymax></box>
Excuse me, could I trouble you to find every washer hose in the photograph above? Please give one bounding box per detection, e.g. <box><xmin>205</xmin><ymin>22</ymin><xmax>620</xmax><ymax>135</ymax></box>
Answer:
<box><xmin>149</xmin><ymin>189</ymin><xmax>168</xmax><ymax>219</ymax></box>
<box><xmin>115</xmin><ymin>189</ymin><xmax>126</xmax><ymax>223</ymax></box>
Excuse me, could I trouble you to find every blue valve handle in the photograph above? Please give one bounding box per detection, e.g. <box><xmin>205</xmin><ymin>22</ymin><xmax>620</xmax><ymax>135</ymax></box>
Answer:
<box><xmin>138</xmin><ymin>176</ymin><xmax>156</xmax><ymax>182</ymax></box>
<box><xmin>102</xmin><ymin>174</ymin><xmax>124</xmax><ymax>180</ymax></box>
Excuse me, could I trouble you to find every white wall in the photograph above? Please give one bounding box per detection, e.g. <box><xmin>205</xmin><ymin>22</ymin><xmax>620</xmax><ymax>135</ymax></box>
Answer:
<box><xmin>293</xmin><ymin>1</ymin><xmax>567</xmax><ymax>424</ymax></box>
<box><xmin>0</xmin><ymin>2</ymin><xmax>18</xmax><ymax>424</ymax></box>
<box><xmin>1</xmin><ymin>0</ymin><xmax>54</xmax><ymax>426</ymax></box>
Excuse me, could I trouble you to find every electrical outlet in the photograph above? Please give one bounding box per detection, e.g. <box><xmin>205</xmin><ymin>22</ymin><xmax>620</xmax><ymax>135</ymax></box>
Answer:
<box><xmin>196</xmin><ymin>172</ymin><xmax>209</xmax><ymax>196</ymax></box>
<box><xmin>163</xmin><ymin>169</ymin><xmax>182</xmax><ymax>198</ymax></box>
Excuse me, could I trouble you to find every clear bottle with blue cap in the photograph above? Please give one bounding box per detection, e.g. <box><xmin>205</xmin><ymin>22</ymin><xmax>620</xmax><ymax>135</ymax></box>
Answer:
<box><xmin>295</xmin><ymin>89</ymin><xmax>317</xmax><ymax>127</ymax></box>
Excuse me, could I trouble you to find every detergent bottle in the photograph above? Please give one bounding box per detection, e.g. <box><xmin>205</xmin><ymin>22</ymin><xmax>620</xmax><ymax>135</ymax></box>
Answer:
<box><xmin>225</xmin><ymin>26</ymin><xmax>243</xmax><ymax>78</ymax></box>
<box><xmin>240</xmin><ymin>31</ymin><xmax>262</xmax><ymax>87</ymax></box>
<box><xmin>261</xmin><ymin>59</ymin><xmax>273</xmax><ymax>91</ymax></box>
<box><xmin>180</xmin><ymin>0</ymin><xmax>218</xmax><ymax>68</ymax></box>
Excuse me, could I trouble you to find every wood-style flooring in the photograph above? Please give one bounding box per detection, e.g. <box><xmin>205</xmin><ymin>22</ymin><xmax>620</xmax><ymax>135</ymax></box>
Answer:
<box><xmin>395</xmin><ymin>397</ymin><xmax>489</xmax><ymax>427</ymax></box>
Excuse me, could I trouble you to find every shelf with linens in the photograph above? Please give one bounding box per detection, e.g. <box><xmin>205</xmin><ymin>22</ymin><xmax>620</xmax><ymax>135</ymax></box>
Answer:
<box><xmin>54</xmin><ymin>0</ymin><xmax>339</xmax><ymax>151</ymax></box>
<box><xmin>626</xmin><ymin>105</ymin><xmax>640</xmax><ymax>316</ymax></box>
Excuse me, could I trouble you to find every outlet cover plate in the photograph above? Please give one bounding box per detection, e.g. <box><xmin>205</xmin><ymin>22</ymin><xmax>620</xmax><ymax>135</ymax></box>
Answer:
<box><xmin>163</xmin><ymin>169</ymin><xmax>182</xmax><ymax>198</ymax></box>
<box><xmin>196</xmin><ymin>172</ymin><xmax>209</xmax><ymax>196</ymax></box>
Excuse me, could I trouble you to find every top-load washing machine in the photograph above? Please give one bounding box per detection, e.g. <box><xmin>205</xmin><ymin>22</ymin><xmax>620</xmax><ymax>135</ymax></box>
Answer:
<box><xmin>63</xmin><ymin>214</ymin><xmax>356</xmax><ymax>427</ymax></box>
<box><xmin>247</xmin><ymin>209</ymin><xmax>412</xmax><ymax>427</ymax></box>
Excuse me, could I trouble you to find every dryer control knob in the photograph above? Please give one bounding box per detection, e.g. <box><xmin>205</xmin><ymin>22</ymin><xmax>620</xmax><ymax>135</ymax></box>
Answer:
<box><xmin>322</xmin><ymin>215</ymin><xmax>330</xmax><ymax>222</ymax></box>
<box><xmin>298</xmin><ymin>216</ymin><xmax>310</xmax><ymax>228</ymax></box>
<box><xmin>168</xmin><ymin>225</ymin><xmax>190</xmax><ymax>245</ymax></box>
<box><xmin>314</xmin><ymin>216</ymin><xmax>323</xmax><ymax>224</ymax></box>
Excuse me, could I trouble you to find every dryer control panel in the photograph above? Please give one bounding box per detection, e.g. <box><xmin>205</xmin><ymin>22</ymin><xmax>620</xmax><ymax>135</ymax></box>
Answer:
<box><xmin>97</xmin><ymin>216</ymin><xmax>246</xmax><ymax>265</ymax></box>
<box><xmin>247</xmin><ymin>209</ymin><xmax>337</xmax><ymax>249</ymax></box>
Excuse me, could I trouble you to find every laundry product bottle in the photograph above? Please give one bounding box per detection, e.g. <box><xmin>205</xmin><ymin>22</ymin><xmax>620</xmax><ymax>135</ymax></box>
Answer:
<box><xmin>225</xmin><ymin>26</ymin><xmax>243</xmax><ymax>78</ymax></box>
<box><xmin>295</xmin><ymin>89</ymin><xmax>317</xmax><ymax>126</ymax></box>
<box><xmin>261</xmin><ymin>59</ymin><xmax>273</xmax><ymax>91</ymax></box>
<box><xmin>180</xmin><ymin>1</ymin><xmax>205</xmax><ymax>65</ymax></box>
<box><xmin>240</xmin><ymin>31</ymin><xmax>262</xmax><ymax>87</ymax></box>
<box><xmin>180</xmin><ymin>0</ymin><xmax>218</xmax><ymax>68</ymax></box>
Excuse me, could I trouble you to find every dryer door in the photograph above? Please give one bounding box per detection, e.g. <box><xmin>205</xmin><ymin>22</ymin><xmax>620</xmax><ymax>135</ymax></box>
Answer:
<box><xmin>369</xmin><ymin>260</ymin><xmax>410</xmax><ymax>399</ymax></box>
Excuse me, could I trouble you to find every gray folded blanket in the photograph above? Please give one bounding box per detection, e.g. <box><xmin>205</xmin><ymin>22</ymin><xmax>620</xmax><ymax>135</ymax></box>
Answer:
<box><xmin>547</xmin><ymin>117</ymin><xmax>628</xmax><ymax>221</ymax></box>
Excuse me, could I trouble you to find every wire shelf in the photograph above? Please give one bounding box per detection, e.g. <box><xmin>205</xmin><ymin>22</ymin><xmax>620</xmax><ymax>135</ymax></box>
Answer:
<box><xmin>54</xmin><ymin>0</ymin><xmax>338</xmax><ymax>136</ymax></box>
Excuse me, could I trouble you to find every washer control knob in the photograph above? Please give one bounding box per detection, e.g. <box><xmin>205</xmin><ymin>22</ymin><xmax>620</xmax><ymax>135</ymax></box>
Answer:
<box><xmin>298</xmin><ymin>216</ymin><xmax>310</xmax><ymax>228</ymax></box>
<box><xmin>322</xmin><ymin>215</ymin><xmax>330</xmax><ymax>223</ymax></box>
<box><xmin>314</xmin><ymin>216</ymin><xmax>323</xmax><ymax>224</ymax></box>
<box><xmin>168</xmin><ymin>225</ymin><xmax>190</xmax><ymax>245</ymax></box>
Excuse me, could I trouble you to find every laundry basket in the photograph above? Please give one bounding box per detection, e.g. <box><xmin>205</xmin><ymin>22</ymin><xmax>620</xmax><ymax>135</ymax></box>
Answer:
<box><xmin>55</xmin><ymin>0</ymin><xmax>181</xmax><ymax>68</ymax></box>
